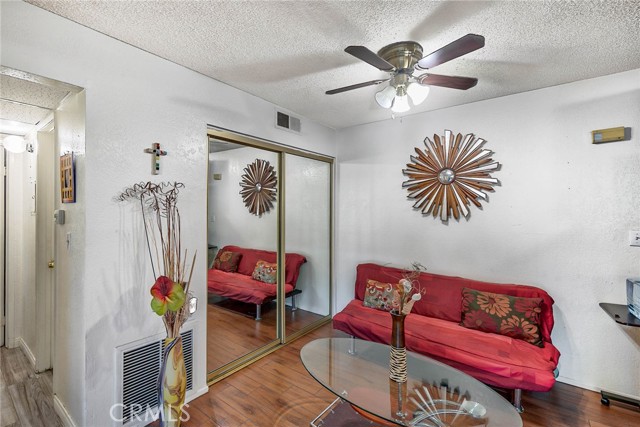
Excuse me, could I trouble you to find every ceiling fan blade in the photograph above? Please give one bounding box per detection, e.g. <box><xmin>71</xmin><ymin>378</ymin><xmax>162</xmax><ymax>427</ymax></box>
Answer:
<box><xmin>345</xmin><ymin>46</ymin><xmax>395</xmax><ymax>72</ymax></box>
<box><xmin>416</xmin><ymin>34</ymin><xmax>485</xmax><ymax>70</ymax></box>
<box><xmin>417</xmin><ymin>73</ymin><xmax>478</xmax><ymax>90</ymax></box>
<box><xmin>325</xmin><ymin>78</ymin><xmax>390</xmax><ymax>95</ymax></box>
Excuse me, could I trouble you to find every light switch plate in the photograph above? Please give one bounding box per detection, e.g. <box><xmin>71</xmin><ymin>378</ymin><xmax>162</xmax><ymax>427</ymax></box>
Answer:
<box><xmin>630</xmin><ymin>231</ymin><xmax>640</xmax><ymax>247</ymax></box>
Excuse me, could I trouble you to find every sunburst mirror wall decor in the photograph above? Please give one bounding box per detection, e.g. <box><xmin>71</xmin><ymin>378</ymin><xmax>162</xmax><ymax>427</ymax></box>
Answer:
<box><xmin>240</xmin><ymin>159</ymin><xmax>277</xmax><ymax>217</ymax></box>
<box><xmin>402</xmin><ymin>129</ymin><xmax>500</xmax><ymax>222</ymax></box>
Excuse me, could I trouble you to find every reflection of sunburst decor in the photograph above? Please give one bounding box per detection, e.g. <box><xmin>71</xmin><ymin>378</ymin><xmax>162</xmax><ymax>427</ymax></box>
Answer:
<box><xmin>410</xmin><ymin>384</ymin><xmax>487</xmax><ymax>426</ymax></box>
<box><xmin>240</xmin><ymin>159</ymin><xmax>277</xmax><ymax>217</ymax></box>
<box><xmin>402</xmin><ymin>130</ymin><xmax>500</xmax><ymax>222</ymax></box>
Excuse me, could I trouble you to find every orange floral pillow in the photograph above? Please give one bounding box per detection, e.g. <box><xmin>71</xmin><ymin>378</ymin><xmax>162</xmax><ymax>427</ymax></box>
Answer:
<box><xmin>363</xmin><ymin>279</ymin><xmax>396</xmax><ymax>311</ymax></box>
<box><xmin>213</xmin><ymin>251</ymin><xmax>242</xmax><ymax>272</ymax></box>
<box><xmin>460</xmin><ymin>288</ymin><xmax>544</xmax><ymax>347</ymax></box>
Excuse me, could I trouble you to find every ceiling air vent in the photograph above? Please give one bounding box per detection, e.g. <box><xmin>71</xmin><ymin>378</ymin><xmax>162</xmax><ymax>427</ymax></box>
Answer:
<box><xmin>118</xmin><ymin>328</ymin><xmax>193</xmax><ymax>426</ymax></box>
<box><xmin>276</xmin><ymin>111</ymin><xmax>301</xmax><ymax>134</ymax></box>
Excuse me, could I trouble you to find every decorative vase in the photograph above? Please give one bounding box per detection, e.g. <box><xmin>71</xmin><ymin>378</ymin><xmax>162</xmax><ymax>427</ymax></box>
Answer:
<box><xmin>159</xmin><ymin>335</ymin><xmax>187</xmax><ymax>427</ymax></box>
<box><xmin>389</xmin><ymin>310</ymin><xmax>408</xmax><ymax>383</ymax></box>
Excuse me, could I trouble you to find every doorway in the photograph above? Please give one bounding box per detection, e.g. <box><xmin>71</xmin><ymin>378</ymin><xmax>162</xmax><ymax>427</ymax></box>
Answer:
<box><xmin>0</xmin><ymin>67</ymin><xmax>83</xmax><ymax>382</ymax></box>
<box><xmin>35</xmin><ymin>125</ymin><xmax>56</xmax><ymax>372</ymax></box>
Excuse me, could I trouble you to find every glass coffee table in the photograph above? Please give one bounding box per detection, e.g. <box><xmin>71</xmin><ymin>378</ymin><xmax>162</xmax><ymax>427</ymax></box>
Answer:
<box><xmin>300</xmin><ymin>338</ymin><xmax>522</xmax><ymax>427</ymax></box>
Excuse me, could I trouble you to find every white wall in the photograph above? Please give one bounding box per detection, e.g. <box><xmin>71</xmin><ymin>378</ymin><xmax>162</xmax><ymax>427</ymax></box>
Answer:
<box><xmin>54</xmin><ymin>91</ymin><xmax>86</xmax><ymax>424</ymax></box>
<box><xmin>336</xmin><ymin>69</ymin><xmax>640</xmax><ymax>397</ymax></box>
<box><xmin>1</xmin><ymin>2</ymin><xmax>336</xmax><ymax>426</ymax></box>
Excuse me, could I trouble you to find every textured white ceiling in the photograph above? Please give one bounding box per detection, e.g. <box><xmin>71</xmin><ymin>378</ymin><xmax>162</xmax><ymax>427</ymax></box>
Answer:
<box><xmin>0</xmin><ymin>70</ymin><xmax>80</xmax><ymax>137</ymax></box>
<box><xmin>26</xmin><ymin>0</ymin><xmax>640</xmax><ymax>129</ymax></box>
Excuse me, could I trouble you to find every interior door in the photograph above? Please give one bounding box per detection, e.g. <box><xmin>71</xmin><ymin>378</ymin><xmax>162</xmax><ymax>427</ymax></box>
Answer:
<box><xmin>35</xmin><ymin>130</ymin><xmax>55</xmax><ymax>371</ymax></box>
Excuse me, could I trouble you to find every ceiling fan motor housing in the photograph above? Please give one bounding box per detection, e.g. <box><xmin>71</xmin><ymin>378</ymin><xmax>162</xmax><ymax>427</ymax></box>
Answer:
<box><xmin>377</xmin><ymin>41</ymin><xmax>423</xmax><ymax>72</ymax></box>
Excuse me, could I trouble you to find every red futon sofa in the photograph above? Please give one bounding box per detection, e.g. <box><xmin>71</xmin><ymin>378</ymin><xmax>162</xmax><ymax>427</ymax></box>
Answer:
<box><xmin>207</xmin><ymin>245</ymin><xmax>306</xmax><ymax>320</ymax></box>
<box><xmin>333</xmin><ymin>263</ymin><xmax>560</xmax><ymax>410</ymax></box>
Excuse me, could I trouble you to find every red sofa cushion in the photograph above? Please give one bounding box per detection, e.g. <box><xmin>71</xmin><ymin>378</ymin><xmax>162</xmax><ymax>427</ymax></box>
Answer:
<box><xmin>354</xmin><ymin>263</ymin><xmax>555</xmax><ymax>343</ymax></box>
<box><xmin>334</xmin><ymin>300</ymin><xmax>560</xmax><ymax>392</ymax></box>
<box><xmin>213</xmin><ymin>250</ymin><xmax>242</xmax><ymax>272</ymax></box>
<box><xmin>461</xmin><ymin>288</ymin><xmax>544</xmax><ymax>347</ymax></box>
<box><xmin>220</xmin><ymin>245</ymin><xmax>306</xmax><ymax>287</ymax></box>
<box><xmin>207</xmin><ymin>269</ymin><xmax>295</xmax><ymax>305</ymax></box>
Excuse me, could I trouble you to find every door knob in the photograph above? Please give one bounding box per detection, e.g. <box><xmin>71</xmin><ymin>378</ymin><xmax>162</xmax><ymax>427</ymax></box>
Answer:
<box><xmin>48</xmin><ymin>260</ymin><xmax>55</xmax><ymax>269</ymax></box>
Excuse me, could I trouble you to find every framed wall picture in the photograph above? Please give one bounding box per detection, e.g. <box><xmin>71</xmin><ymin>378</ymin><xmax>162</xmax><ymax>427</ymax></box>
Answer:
<box><xmin>60</xmin><ymin>152</ymin><xmax>76</xmax><ymax>203</ymax></box>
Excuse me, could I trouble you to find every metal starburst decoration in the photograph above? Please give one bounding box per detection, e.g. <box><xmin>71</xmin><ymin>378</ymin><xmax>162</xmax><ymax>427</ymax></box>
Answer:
<box><xmin>240</xmin><ymin>159</ymin><xmax>277</xmax><ymax>217</ymax></box>
<box><xmin>402</xmin><ymin>130</ymin><xmax>500</xmax><ymax>222</ymax></box>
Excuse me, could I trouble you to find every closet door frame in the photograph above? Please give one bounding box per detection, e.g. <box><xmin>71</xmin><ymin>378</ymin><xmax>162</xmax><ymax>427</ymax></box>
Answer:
<box><xmin>206</xmin><ymin>127</ymin><xmax>334</xmax><ymax>384</ymax></box>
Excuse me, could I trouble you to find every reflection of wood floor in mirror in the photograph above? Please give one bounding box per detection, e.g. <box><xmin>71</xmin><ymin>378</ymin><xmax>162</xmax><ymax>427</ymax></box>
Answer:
<box><xmin>207</xmin><ymin>297</ymin><xmax>325</xmax><ymax>372</ymax></box>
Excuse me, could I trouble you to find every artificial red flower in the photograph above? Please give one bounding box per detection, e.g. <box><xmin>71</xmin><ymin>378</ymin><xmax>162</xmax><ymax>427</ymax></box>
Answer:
<box><xmin>150</xmin><ymin>276</ymin><xmax>185</xmax><ymax>316</ymax></box>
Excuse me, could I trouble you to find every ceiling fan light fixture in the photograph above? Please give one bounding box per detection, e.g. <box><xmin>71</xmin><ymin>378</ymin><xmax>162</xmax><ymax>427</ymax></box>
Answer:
<box><xmin>407</xmin><ymin>82</ymin><xmax>430</xmax><ymax>106</ymax></box>
<box><xmin>391</xmin><ymin>93</ymin><xmax>410</xmax><ymax>113</ymax></box>
<box><xmin>375</xmin><ymin>85</ymin><xmax>396</xmax><ymax>109</ymax></box>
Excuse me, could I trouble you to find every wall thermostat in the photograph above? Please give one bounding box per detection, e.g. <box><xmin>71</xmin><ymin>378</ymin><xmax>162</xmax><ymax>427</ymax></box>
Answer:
<box><xmin>592</xmin><ymin>127</ymin><xmax>631</xmax><ymax>144</ymax></box>
<box><xmin>54</xmin><ymin>209</ymin><xmax>65</xmax><ymax>224</ymax></box>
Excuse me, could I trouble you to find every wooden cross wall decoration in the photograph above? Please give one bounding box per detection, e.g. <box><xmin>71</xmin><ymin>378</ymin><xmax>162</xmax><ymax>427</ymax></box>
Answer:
<box><xmin>144</xmin><ymin>143</ymin><xmax>167</xmax><ymax>175</ymax></box>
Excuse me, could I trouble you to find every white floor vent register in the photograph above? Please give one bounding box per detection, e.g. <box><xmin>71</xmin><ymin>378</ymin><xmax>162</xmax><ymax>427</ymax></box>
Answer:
<box><xmin>117</xmin><ymin>329</ymin><xmax>193</xmax><ymax>426</ymax></box>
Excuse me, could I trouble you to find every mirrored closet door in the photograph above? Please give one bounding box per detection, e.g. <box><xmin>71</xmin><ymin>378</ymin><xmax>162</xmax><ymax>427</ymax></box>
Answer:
<box><xmin>284</xmin><ymin>153</ymin><xmax>331</xmax><ymax>338</ymax></box>
<box><xmin>206</xmin><ymin>129</ymin><xmax>333</xmax><ymax>382</ymax></box>
<box><xmin>207</xmin><ymin>140</ymin><xmax>280</xmax><ymax>375</ymax></box>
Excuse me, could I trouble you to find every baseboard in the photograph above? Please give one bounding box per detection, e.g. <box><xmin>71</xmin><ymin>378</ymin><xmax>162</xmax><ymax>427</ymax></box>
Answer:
<box><xmin>556</xmin><ymin>375</ymin><xmax>597</xmax><ymax>392</ymax></box>
<box><xmin>557</xmin><ymin>376</ymin><xmax>640</xmax><ymax>401</ymax></box>
<box><xmin>53</xmin><ymin>394</ymin><xmax>77</xmax><ymax>427</ymax></box>
<box><xmin>16</xmin><ymin>337</ymin><xmax>36</xmax><ymax>369</ymax></box>
<box><xmin>4</xmin><ymin>337</ymin><xmax>18</xmax><ymax>348</ymax></box>
<box><xmin>186</xmin><ymin>384</ymin><xmax>209</xmax><ymax>403</ymax></box>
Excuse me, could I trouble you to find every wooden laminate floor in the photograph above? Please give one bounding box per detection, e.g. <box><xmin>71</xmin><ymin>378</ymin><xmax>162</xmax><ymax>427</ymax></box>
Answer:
<box><xmin>194</xmin><ymin>323</ymin><xmax>640</xmax><ymax>427</ymax></box>
<box><xmin>4</xmin><ymin>324</ymin><xmax>640</xmax><ymax>427</ymax></box>
<box><xmin>0</xmin><ymin>346</ymin><xmax>62</xmax><ymax>427</ymax></box>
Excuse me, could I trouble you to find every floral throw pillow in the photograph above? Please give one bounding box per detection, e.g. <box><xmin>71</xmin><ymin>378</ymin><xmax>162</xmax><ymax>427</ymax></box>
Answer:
<box><xmin>252</xmin><ymin>260</ymin><xmax>277</xmax><ymax>284</ymax></box>
<box><xmin>460</xmin><ymin>288</ymin><xmax>544</xmax><ymax>347</ymax></box>
<box><xmin>213</xmin><ymin>251</ymin><xmax>242</xmax><ymax>273</ymax></box>
<box><xmin>363</xmin><ymin>279</ymin><xmax>396</xmax><ymax>312</ymax></box>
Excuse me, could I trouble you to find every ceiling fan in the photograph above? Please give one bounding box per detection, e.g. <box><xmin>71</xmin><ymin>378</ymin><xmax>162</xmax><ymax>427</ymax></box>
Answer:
<box><xmin>326</xmin><ymin>34</ymin><xmax>485</xmax><ymax>113</ymax></box>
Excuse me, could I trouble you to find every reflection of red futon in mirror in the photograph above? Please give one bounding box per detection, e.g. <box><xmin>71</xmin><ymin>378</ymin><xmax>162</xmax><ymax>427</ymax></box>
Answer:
<box><xmin>207</xmin><ymin>245</ymin><xmax>306</xmax><ymax>320</ymax></box>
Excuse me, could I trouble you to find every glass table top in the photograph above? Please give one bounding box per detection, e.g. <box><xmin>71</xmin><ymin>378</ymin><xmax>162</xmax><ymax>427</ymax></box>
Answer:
<box><xmin>300</xmin><ymin>337</ymin><xmax>522</xmax><ymax>427</ymax></box>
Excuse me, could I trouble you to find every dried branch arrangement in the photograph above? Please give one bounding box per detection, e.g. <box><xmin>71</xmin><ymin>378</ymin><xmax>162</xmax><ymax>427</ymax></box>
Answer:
<box><xmin>396</xmin><ymin>262</ymin><xmax>427</xmax><ymax>315</ymax></box>
<box><xmin>116</xmin><ymin>181</ymin><xmax>196</xmax><ymax>338</ymax></box>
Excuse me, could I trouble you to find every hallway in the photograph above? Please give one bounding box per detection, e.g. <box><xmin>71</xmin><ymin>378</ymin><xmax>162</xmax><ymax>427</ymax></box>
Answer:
<box><xmin>0</xmin><ymin>347</ymin><xmax>62</xmax><ymax>427</ymax></box>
